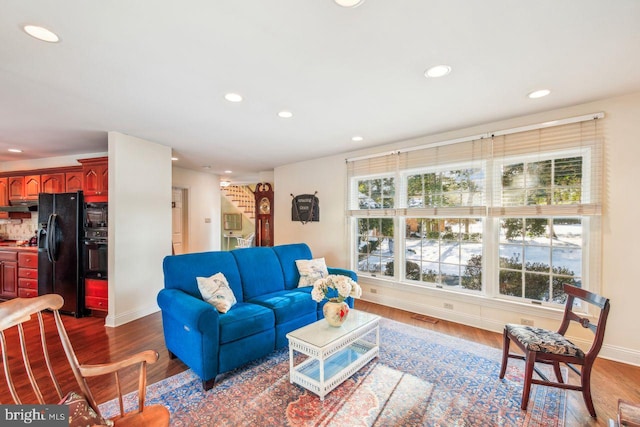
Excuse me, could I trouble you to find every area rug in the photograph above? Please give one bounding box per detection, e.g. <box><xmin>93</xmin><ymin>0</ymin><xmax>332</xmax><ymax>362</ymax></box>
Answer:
<box><xmin>99</xmin><ymin>318</ymin><xmax>565</xmax><ymax>426</ymax></box>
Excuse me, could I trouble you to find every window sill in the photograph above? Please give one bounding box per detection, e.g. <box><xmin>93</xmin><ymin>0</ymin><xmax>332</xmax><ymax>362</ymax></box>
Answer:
<box><xmin>357</xmin><ymin>274</ymin><xmax>572</xmax><ymax>322</ymax></box>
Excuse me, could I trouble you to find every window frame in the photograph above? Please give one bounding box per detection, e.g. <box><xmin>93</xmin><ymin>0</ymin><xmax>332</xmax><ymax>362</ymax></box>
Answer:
<box><xmin>349</xmin><ymin>146</ymin><xmax>598</xmax><ymax>309</ymax></box>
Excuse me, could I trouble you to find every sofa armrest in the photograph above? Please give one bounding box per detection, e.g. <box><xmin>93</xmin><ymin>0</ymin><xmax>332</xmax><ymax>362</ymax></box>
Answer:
<box><xmin>328</xmin><ymin>267</ymin><xmax>358</xmax><ymax>282</ymax></box>
<box><xmin>157</xmin><ymin>288</ymin><xmax>220</xmax><ymax>332</ymax></box>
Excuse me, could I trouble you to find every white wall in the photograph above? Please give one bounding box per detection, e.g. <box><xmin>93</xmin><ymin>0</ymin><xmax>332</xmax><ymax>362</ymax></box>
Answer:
<box><xmin>107</xmin><ymin>132</ymin><xmax>172</xmax><ymax>327</ymax></box>
<box><xmin>275</xmin><ymin>91</ymin><xmax>640</xmax><ymax>367</ymax></box>
<box><xmin>274</xmin><ymin>156</ymin><xmax>348</xmax><ymax>267</ymax></box>
<box><xmin>172</xmin><ymin>166</ymin><xmax>220</xmax><ymax>253</ymax></box>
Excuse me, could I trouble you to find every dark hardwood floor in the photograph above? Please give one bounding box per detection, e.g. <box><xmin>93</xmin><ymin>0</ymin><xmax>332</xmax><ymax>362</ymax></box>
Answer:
<box><xmin>2</xmin><ymin>300</ymin><xmax>638</xmax><ymax>425</ymax></box>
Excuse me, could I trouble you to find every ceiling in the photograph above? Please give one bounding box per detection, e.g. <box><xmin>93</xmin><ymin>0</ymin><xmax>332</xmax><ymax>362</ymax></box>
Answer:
<box><xmin>2</xmin><ymin>1</ymin><xmax>640</xmax><ymax>184</ymax></box>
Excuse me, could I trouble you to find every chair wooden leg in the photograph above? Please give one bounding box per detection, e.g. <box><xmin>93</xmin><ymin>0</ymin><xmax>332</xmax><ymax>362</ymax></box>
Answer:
<box><xmin>521</xmin><ymin>351</ymin><xmax>536</xmax><ymax>410</ymax></box>
<box><xmin>553</xmin><ymin>361</ymin><xmax>564</xmax><ymax>383</ymax></box>
<box><xmin>499</xmin><ymin>329</ymin><xmax>510</xmax><ymax>379</ymax></box>
<box><xmin>581</xmin><ymin>366</ymin><xmax>597</xmax><ymax>418</ymax></box>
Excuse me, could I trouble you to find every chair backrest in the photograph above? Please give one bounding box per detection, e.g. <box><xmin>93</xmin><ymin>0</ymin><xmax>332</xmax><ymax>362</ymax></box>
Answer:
<box><xmin>1</xmin><ymin>295</ymin><xmax>169</xmax><ymax>426</ymax></box>
<box><xmin>0</xmin><ymin>294</ymin><xmax>90</xmax><ymax>406</ymax></box>
<box><xmin>237</xmin><ymin>233</ymin><xmax>255</xmax><ymax>248</ymax></box>
<box><xmin>558</xmin><ymin>284</ymin><xmax>610</xmax><ymax>362</ymax></box>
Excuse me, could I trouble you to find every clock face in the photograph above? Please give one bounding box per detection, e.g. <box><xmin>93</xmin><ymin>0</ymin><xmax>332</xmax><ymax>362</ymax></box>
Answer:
<box><xmin>259</xmin><ymin>197</ymin><xmax>271</xmax><ymax>214</ymax></box>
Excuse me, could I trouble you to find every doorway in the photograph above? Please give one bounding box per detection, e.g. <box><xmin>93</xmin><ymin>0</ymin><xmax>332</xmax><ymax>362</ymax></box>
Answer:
<box><xmin>172</xmin><ymin>187</ymin><xmax>189</xmax><ymax>254</ymax></box>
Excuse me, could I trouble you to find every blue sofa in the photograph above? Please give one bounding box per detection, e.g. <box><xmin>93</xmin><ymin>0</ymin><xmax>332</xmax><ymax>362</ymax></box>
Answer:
<box><xmin>157</xmin><ymin>243</ymin><xmax>357</xmax><ymax>390</ymax></box>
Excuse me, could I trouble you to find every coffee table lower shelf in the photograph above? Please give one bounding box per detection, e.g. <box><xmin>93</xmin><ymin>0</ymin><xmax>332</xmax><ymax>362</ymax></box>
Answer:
<box><xmin>290</xmin><ymin>340</ymin><xmax>378</xmax><ymax>400</ymax></box>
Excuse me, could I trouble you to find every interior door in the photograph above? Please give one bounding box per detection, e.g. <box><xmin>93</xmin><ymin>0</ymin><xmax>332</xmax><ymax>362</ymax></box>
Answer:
<box><xmin>171</xmin><ymin>188</ymin><xmax>184</xmax><ymax>254</ymax></box>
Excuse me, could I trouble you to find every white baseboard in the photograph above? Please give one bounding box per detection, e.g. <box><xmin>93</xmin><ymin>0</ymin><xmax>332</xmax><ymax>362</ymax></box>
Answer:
<box><xmin>361</xmin><ymin>294</ymin><xmax>640</xmax><ymax>368</ymax></box>
<box><xmin>105</xmin><ymin>303</ymin><xmax>160</xmax><ymax>328</ymax></box>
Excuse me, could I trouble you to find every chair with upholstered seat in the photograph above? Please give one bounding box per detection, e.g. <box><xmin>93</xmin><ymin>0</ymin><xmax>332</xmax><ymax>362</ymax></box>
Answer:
<box><xmin>0</xmin><ymin>294</ymin><xmax>170</xmax><ymax>427</ymax></box>
<box><xmin>499</xmin><ymin>284</ymin><xmax>610</xmax><ymax>418</ymax></box>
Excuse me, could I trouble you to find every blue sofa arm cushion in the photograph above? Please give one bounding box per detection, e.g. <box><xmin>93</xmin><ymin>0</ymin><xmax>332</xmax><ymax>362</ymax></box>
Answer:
<box><xmin>157</xmin><ymin>288</ymin><xmax>220</xmax><ymax>333</ymax></box>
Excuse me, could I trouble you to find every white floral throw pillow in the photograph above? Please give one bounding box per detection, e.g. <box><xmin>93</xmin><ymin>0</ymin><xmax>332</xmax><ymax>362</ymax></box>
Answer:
<box><xmin>196</xmin><ymin>272</ymin><xmax>237</xmax><ymax>313</ymax></box>
<box><xmin>296</xmin><ymin>258</ymin><xmax>329</xmax><ymax>287</ymax></box>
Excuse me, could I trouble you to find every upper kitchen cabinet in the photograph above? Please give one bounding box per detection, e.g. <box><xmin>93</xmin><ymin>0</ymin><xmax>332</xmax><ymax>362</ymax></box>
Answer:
<box><xmin>0</xmin><ymin>178</ymin><xmax>8</xmax><ymax>206</ymax></box>
<box><xmin>41</xmin><ymin>173</ymin><xmax>65</xmax><ymax>194</ymax></box>
<box><xmin>8</xmin><ymin>175</ymin><xmax>40</xmax><ymax>201</ymax></box>
<box><xmin>8</xmin><ymin>176</ymin><xmax>24</xmax><ymax>200</ymax></box>
<box><xmin>24</xmin><ymin>175</ymin><xmax>41</xmax><ymax>199</ymax></box>
<box><xmin>65</xmin><ymin>171</ymin><xmax>83</xmax><ymax>193</ymax></box>
<box><xmin>78</xmin><ymin>157</ymin><xmax>108</xmax><ymax>201</ymax></box>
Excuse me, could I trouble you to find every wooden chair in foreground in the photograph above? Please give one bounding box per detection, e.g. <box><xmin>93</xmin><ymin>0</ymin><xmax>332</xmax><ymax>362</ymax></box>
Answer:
<box><xmin>0</xmin><ymin>294</ymin><xmax>170</xmax><ymax>427</ymax></box>
<box><xmin>499</xmin><ymin>284</ymin><xmax>610</xmax><ymax>418</ymax></box>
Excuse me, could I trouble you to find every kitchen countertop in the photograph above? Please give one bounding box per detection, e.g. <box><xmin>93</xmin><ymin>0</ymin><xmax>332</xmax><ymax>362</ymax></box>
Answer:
<box><xmin>0</xmin><ymin>241</ymin><xmax>38</xmax><ymax>251</ymax></box>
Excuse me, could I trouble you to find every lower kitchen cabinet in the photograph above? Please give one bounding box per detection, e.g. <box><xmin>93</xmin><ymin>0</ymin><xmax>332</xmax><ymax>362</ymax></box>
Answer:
<box><xmin>0</xmin><ymin>251</ymin><xmax>18</xmax><ymax>299</ymax></box>
<box><xmin>18</xmin><ymin>252</ymin><xmax>38</xmax><ymax>298</ymax></box>
<box><xmin>85</xmin><ymin>278</ymin><xmax>108</xmax><ymax>312</ymax></box>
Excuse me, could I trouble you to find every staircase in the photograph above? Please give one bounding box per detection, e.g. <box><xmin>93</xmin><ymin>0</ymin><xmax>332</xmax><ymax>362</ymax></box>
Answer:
<box><xmin>222</xmin><ymin>185</ymin><xmax>255</xmax><ymax>222</ymax></box>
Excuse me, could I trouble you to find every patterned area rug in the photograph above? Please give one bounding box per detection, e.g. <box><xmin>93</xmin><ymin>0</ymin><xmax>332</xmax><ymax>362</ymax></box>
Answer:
<box><xmin>100</xmin><ymin>318</ymin><xmax>565</xmax><ymax>426</ymax></box>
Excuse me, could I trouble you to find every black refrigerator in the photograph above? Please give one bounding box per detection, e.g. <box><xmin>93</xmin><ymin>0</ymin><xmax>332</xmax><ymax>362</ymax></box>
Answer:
<box><xmin>38</xmin><ymin>191</ymin><xmax>84</xmax><ymax>316</ymax></box>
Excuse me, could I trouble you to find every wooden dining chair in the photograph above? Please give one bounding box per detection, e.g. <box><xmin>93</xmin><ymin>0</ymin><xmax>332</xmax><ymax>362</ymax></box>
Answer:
<box><xmin>0</xmin><ymin>294</ymin><xmax>170</xmax><ymax>427</ymax></box>
<box><xmin>499</xmin><ymin>284</ymin><xmax>610</xmax><ymax>418</ymax></box>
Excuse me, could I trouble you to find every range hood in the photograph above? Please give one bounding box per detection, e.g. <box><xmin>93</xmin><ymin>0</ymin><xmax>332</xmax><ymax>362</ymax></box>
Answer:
<box><xmin>0</xmin><ymin>200</ymin><xmax>38</xmax><ymax>212</ymax></box>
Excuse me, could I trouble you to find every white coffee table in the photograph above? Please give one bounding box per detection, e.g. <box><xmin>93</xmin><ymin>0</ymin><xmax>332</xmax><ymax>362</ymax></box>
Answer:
<box><xmin>286</xmin><ymin>309</ymin><xmax>380</xmax><ymax>400</ymax></box>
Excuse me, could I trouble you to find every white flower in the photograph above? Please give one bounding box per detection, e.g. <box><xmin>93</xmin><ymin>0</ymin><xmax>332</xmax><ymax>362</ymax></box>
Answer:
<box><xmin>311</xmin><ymin>275</ymin><xmax>362</xmax><ymax>303</ymax></box>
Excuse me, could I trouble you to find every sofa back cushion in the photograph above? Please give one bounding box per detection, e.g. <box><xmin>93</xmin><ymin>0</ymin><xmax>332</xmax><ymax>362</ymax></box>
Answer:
<box><xmin>232</xmin><ymin>247</ymin><xmax>285</xmax><ymax>299</ymax></box>
<box><xmin>163</xmin><ymin>251</ymin><xmax>244</xmax><ymax>302</ymax></box>
<box><xmin>272</xmin><ymin>243</ymin><xmax>313</xmax><ymax>290</ymax></box>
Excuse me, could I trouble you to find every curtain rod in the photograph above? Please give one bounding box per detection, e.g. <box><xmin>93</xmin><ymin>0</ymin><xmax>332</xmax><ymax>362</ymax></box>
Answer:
<box><xmin>346</xmin><ymin>112</ymin><xmax>604</xmax><ymax>163</ymax></box>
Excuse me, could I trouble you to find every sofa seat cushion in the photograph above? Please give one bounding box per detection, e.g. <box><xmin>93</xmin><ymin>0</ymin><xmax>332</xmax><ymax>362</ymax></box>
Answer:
<box><xmin>248</xmin><ymin>290</ymin><xmax>317</xmax><ymax>325</ymax></box>
<box><xmin>218</xmin><ymin>302</ymin><xmax>274</xmax><ymax>345</ymax></box>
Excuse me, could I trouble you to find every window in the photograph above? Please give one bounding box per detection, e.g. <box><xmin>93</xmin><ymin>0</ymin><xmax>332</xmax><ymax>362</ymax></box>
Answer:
<box><xmin>347</xmin><ymin>115</ymin><xmax>602</xmax><ymax>306</ymax></box>
<box><xmin>406</xmin><ymin>168</ymin><xmax>483</xmax><ymax>208</ymax></box>
<box><xmin>404</xmin><ymin>218</ymin><xmax>483</xmax><ymax>289</ymax></box>
<box><xmin>357</xmin><ymin>176</ymin><xmax>395</xmax><ymax>209</ymax></box>
<box><xmin>356</xmin><ymin>218</ymin><xmax>394</xmax><ymax>275</ymax></box>
<box><xmin>498</xmin><ymin>218</ymin><xmax>582</xmax><ymax>304</ymax></box>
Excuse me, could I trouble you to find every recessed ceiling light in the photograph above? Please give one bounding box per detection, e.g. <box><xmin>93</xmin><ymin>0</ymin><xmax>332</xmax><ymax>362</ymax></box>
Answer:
<box><xmin>171</xmin><ymin>157</ymin><xmax>178</xmax><ymax>161</ymax></box>
<box><xmin>224</xmin><ymin>170</ymin><xmax>233</xmax><ymax>174</ymax></box>
<box><xmin>23</xmin><ymin>25</ymin><xmax>59</xmax><ymax>43</ymax></box>
<box><xmin>278</xmin><ymin>111</ymin><xmax>293</xmax><ymax>119</ymax></box>
<box><xmin>224</xmin><ymin>93</ymin><xmax>243</xmax><ymax>103</ymax></box>
<box><xmin>424</xmin><ymin>65</ymin><xmax>452</xmax><ymax>78</ymax></box>
<box><xmin>334</xmin><ymin>0</ymin><xmax>365</xmax><ymax>7</ymax></box>
<box><xmin>202</xmin><ymin>165</ymin><xmax>212</xmax><ymax>170</ymax></box>
<box><xmin>352</xmin><ymin>136</ymin><xmax>364</xmax><ymax>142</ymax></box>
<box><xmin>528</xmin><ymin>89</ymin><xmax>551</xmax><ymax>99</ymax></box>
<box><xmin>8</xmin><ymin>148</ymin><xmax>23</xmax><ymax>153</ymax></box>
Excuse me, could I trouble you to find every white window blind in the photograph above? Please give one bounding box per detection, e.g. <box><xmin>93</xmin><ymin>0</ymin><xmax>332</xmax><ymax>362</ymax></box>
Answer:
<box><xmin>398</xmin><ymin>137</ymin><xmax>490</xmax><ymax>217</ymax></box>
<box><xmin>347</xmin><ymin>115</ymin><xmax>602</xmax><ymax>218</ymax></box>
<box><xmin>489</xmin><ymin>118</ymin><xmax>602</xmax><ymax>217</ymax></box>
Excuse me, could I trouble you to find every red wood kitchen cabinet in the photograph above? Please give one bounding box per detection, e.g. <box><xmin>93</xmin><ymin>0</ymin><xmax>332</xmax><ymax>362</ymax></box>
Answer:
<box><xmin>78</xmin><ymin>157</ymin><xmax>108</xmax><ymax>200</ymax></box>
<box><xmin>8</xmin><ymin>176</ymin><xmax>24</xmax><ymax>200</ymax></box>
<box><xmin>0</xmin><ymin>251</ymin><xmax>18</xmax><ymax>300</ymax></box>
<box><xmin>65</xmin><ymin>171</ymin><xmax>84</xmax><ymax>193</ymax></box>
<box><xmin>41</xmin><ymin>173</ymin><xmax>65</xmax><ymax>194</ymax></box>
<box><xmin>18</xmin><ymin>252</ymin><xmax>38</xmax><ymax>298</ymax></box>
<box><xmin>7</xmin><ymin>175</ymin><xmax>40</xmax><ymax>200</ymax></box>
<box><xmin>0</xmin><ymin>178</ymin><xmax>8</xmax><ymax>206</ymax></box>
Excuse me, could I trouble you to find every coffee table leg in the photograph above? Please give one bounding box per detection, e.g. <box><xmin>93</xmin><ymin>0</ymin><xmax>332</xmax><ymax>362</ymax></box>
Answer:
<box><xmin>319</xmin><ymin>358</ymin><xmax>325</xmax><ymax>401</ymax></box>
<box><xmin>289</xmin><ymin>346</ymin><xmax>294</xmax><ymax>383</ymax></box>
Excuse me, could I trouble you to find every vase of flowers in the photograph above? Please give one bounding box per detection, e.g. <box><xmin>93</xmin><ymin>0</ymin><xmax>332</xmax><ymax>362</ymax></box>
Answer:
<box><xmin>311</xmin><ymin>275</ymin><xmax>362</xmax><ymax>327</ymax></box>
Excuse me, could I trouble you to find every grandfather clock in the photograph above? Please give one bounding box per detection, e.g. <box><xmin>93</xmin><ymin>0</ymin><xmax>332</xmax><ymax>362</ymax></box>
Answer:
<box><xmin>254</xmin><ymin>182</ymin><xmax>274</xmax><ymax>247</ymax></box>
